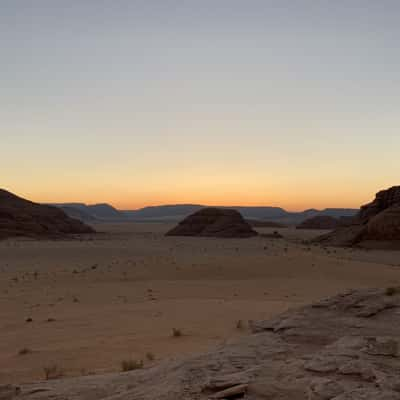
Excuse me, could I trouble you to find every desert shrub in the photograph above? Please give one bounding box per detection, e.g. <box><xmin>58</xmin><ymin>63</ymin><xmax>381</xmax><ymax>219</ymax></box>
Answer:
<box><xmin>236</xmin><ymin>320</ymin><xmax>244</xmax><ymax>330</ymax></box>
<box><xmin>18</xmin><ymin>347</ymin><xmax>32</xmax><ymax>356</ymax></box>
<box><xmin>121</xmin><ymin>359</ymin><xmax>143</xmax><ymax>372</ymax></box>
<box><xmin>145</xmin><ymin>352</ymin><xmax>155</xmax><ymax>361</ymax></box>
<box><xmin>43</xmin><ymin>364</ymin><xmax>63</xmax><ymax>380</ymax></box>
<box><xmin>385</xmin><ymin>287</ymin><xmax>400</xmax><ymax>296</ymax></box>
<box><xmin>172</xmin><ymin>328</ymin><xmax>182</xmax><ymax>337</ymax></box>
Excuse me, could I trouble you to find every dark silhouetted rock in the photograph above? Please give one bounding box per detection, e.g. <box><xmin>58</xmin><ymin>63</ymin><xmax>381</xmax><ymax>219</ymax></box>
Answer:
<box><xmin>316</xmin><ymin>186</ymin><xmax>400</xmax><ymax>247</ymax></box>
<box><xmin>0</xmin><ymin>189</ymin><xmax>95</xmax><ymax>239</ymax></box>
<box><xmin>366</xmin><ymin>205</ymin><xmax>400</xmax><ymax>240</ymax></box>
<box><xmin>166</xmin><ymin>207</ymin><xmax>258</xmax><ymax>238</ymax></box>
<box><xmin>297</xmin><ymin>215</ymin><xmax>341</xmax><ymax>230</ymax></box>
<box><xmin>359</xmin><ymin>186</ymin><xmax>400</xmax><ymax>222</ymax></box>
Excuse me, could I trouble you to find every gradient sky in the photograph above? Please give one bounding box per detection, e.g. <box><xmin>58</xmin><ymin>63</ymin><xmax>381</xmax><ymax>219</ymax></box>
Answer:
<box><xmin>2</xmin><ymin>1</ymin><xmax>399</xmax><ymax>210</ymax></box>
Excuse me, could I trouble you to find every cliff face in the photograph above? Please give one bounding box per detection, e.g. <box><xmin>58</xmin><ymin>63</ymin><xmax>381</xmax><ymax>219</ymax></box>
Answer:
<box><xmin>366</xmin><ymin>205</ymin><xmax>400</xmax><ymax>240</ymax></box>
<box><xmin>316</xmin><ymin>186</ymin><xmax>400</xmax><ymax>247</ymax></box>
<box><xmin>359</xmin><ymin>186</ymin><xmax>400</xmax><ymax>222</ymax></box>
<box><xmin>0</xmin><ymin>189</ymin><xmax>95</xmax><ymax>239</ymax></box>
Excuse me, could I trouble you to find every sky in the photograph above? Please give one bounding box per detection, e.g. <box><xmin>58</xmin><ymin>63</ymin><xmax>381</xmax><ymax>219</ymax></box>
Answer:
<box><xmin>1</xmin><ymin>1</ymin><xmax>399</xmax><ymax>210</ymax></box>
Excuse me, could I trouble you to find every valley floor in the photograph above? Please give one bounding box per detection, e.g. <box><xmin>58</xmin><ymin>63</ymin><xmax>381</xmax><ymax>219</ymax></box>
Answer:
<box><xmin>1</xmin><ymin>223</ymin><xmax>399</xmax><ymax>384</ymax></box>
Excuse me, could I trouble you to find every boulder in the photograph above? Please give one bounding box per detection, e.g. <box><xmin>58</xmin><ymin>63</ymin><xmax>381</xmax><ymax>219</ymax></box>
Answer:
<box><xmin>166</xmin><ymin>207</ymin><xmax>258</xmax><ymax>238</ymax></box>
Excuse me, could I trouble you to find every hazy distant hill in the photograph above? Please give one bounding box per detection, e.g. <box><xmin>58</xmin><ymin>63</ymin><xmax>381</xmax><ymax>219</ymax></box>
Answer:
<box><xmin>281</xmin><ymin>208</ymin><xmax>360</xmax><ymax>226</ymax></box>
<box><xmin>58</xmin><ymin>206</ymin><xmax>98</xmax><ymax>223</ymax></box>
<box><xmin>50</xmin><ymin>203</ymin><xmax>126</xmax><ymax>221</ymax></box>
<box><xmin>122</xmin><ymin>204</ymin><xmax>289</xmax><ymax>222</ymax></box>
<box><xmin>122</xmin><ymin>204</ymin><xmax>204</xmax><ymax>221</ymax></box>
<box><xmin>86</xmin><ymin>204</ymin><xmax>123</xmax><ymax>220</ymax></box>
<box><xmin>51</xmin><ymin>202</ymin><xmax>359</xmax><ymax>225</ymax></box>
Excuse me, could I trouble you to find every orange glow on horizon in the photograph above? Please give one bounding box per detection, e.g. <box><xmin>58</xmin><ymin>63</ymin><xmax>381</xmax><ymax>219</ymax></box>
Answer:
<box><xmin>13</xmin><ymin>188</ymin><xmax>370</xmax><ymax>212</ymax></box>
<box><xmin>4</xmin><ymin>173</ymin><xmax>389</xmax><ymax>212</ymax></box>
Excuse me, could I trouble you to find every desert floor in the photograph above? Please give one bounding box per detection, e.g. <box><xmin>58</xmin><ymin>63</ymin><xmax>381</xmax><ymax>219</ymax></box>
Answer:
<box><xmin>1</xmin><ymin>223</ymin><xmax>400</xmax><ymax>384</ymax></box>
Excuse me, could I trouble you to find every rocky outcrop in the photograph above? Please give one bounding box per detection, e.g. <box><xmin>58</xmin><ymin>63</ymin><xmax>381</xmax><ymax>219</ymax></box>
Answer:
<box><xmin>316</xmin><ymin>186</ymin><xmax>400</xmax><ymax>247</ymax></box>
<box><xmin>366</xmin><ymin>205</ymin><xmax>400</xmax><ymax>241</ymax></box>
<box><xmin>359</xmin><ymin>186</ymin><xmax>400</xmax><ymax>222</ymax></box>
<box><xmin>166</xmin><ymin>207</ymin><xmax>258</xmax><ymax>238</ymax></box>
<box><xmin>297</xmin><ymin>216</ymin><xmax>341</xmax><ymax>230</ymax></box>
<box><xmin>0</xmin><ymin>189</ymin><xmax>95</xmax><ymax>239</ymax></box>
<box><xmin>10</xmin><ymin>287</ymin><xmax>400</xmax><ymax>400</ymax></box>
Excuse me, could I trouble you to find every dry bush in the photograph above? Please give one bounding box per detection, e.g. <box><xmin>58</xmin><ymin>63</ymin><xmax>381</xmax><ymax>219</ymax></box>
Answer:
<box><xmin>236</xmin><ymin>320</ymin><xmax>245</xmax><ymax>330</ymax></box>
<box><xmin>18</xmin><ymin>348</ymin><xmax>32</xmax><ymax>356</ymax></box>
<box><xmin>146</xmin><ymin>352</ymin><xmax>155</xmax><ymax>361</ymax></box>
<box><xmin>43</xmin><ymin>364</ymin><xmax>64</xmax><ymax>380</ymax></box>
<box><xmin>385</xmin><ymin>287</ymin><xmax>400</xmax><ymax>296</ymax></box>
<box><xmin>172</xmin><ymin>328</ymin><xmax>182</xmax><ymax>337</ymax></box>
<box><xmin>121</xmin><ymin>359</ymin><xmax>143</xmax><ymax>372</ymax></box>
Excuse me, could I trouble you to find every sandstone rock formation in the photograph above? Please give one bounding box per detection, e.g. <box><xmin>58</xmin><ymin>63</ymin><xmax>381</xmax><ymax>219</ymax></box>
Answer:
<box><xmin>8</xmin><ymin>287</ymin><xmax>400</xmax><ymax>400</ymax></box>
<box><xmin>297</xmin><ymin>215</ymin><xmax>341</xmax><ymax>230</ymax></box>
<box><xmin>366</xmin><ymin>205</ymin><xmax>400</xmax><ymax>241</ymax></box>
<box><xmin>0</xmin><ymin>189</ymin><xmax>95</xmax><ymax>239</ymax></box>
<box><xmin>316</xmin><ymin>186</ymin><xmax>400</xmax><ymax>247</ymax></box>
<box><xmin>166</xmin><ymin>207</ymin><xmax>258</xmax><ymax>238</ymax></box>
<box><xmin>359</xmin><ymin>186</ymin><xmax>400</xmax><ymax>222</ymax></box>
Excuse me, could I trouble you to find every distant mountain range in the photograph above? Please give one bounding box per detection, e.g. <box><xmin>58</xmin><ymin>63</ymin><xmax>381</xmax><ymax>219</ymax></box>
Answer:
<box><xmin>50</xmin><ymin>203</ymin><xmax>122</xmax><ymax>222</ymax></box>
<box><xmin>48</xmin><ymin>203</ymin><xmax>359</xmax><ymax>226</ymax></box>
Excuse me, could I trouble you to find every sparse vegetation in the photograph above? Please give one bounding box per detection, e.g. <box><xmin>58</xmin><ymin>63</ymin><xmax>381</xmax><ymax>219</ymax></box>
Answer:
<box><xmin>146</xmin><ymin>352</ymin><xmax>155</xmax><ymax>361</ymax></box>
<box><xmin>43</xmin><ymin>363</ymin><xmax>63</xmax><ymax>380</ymax></box>
<box><xmin>121</xmin><ymin>359</ymin><xmax>143</xmax><ymax>372</ymax></box>
<box><xmin>385</xmin><ymin>287</ymin><xmax>400</xmax><ymax>296</ymax></box>
<box><xmin>172</xmin><ymin>328</ymin><xmax>182</xmax><ymax>337</ymax></box>
<box><xmin>18</xmin><ymin>347</ymin><xmax>32</xmax><ymax>356</ymax></box>
<box><xmin>236</xmin><ymin>320</ymin><xmax>244</xmax><ymax>330</ymax></box>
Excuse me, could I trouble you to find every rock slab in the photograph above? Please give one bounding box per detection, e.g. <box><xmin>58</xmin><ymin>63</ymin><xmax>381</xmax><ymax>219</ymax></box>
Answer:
<box><xmin>10</xmin><ymin>287</ymin><xmax>400</xmax><ymax>400</ymax></box>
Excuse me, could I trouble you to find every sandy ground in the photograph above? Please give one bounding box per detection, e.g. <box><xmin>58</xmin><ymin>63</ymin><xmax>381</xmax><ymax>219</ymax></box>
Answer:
<box><xmin>1</xmin><ymin>223</ymin><xmax>400</xmax><ymax>384</ymax></box>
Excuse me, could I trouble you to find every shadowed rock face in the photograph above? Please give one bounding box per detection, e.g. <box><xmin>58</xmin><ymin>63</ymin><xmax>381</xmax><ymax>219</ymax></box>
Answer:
<box><xmin>297</xmin><ymin>215</ymin><xmax>341</xmax><ymax>230</ymax></box>
<box><xmin>366</xmin><ymin>205</ymin><xmax>400</xmax><ymax>240</ymax></box>
<box><xmin>9</xmin><ymin>287</ymin><xmax>400</xmax><ymax>400</ymax></box>
<box><xmin>316</xmin><ymin>186</ymin><xmax>400</xmax><ymax>247</ymax></box>
<box><xmin>359</xmin><ymin>186</ymin><xmax>400</xmax><ymax>222</ymax></box>
<box><xmin>0</xmin><ymin>189</ymin><xmax>95</xmax><ymax>239</ymax></box>
<box><xmin>166</xmin><ymin>207</ymin><xmax>258</xmax><ymax>238</ymax></box>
